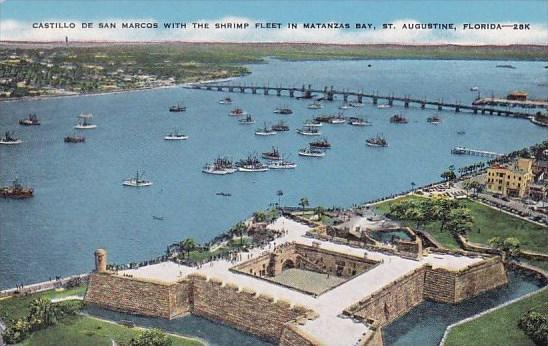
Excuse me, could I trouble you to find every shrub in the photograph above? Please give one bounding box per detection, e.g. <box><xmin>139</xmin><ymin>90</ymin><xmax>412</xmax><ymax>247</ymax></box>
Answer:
<box><xmin>519</xmin><ymin>310</ymin><xmax>548</xmax><ymax>346</ymax></box>
<box><xmin>2</xmin><ymin>318</ymin><xmax>30</xmax><ymax>344</ymax></box>
<box><xmin>130</xmin><ymin>328</ymin><xmax>172</xmax><ymax>346</ymax></box>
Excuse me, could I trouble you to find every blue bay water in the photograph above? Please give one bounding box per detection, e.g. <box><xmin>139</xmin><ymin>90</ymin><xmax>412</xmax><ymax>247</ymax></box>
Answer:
<box><xmin>0</xmin><ymin>59</ymin><xmax>547</xmax><ymax>290</ymax></box>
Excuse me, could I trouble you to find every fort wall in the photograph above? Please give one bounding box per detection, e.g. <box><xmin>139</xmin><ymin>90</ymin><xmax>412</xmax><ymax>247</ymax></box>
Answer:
<box><xmin>189</xmin><ymin>273</ymin><xmax>313</xmax><ymax>343</ymax></box>
<box><xmin>279</xmin><ymin>323</ymin><xmax>321</xmax><ymax>346</ymax></box>
<box><xmin>85</xmin><ymin>273</ymin><xmax>191</xmax><ymax>319</ymax></box>
<box><xmin>345</xmin><ymin>267</ymin><xmax>427</xmax><ymax>326</ymax></box>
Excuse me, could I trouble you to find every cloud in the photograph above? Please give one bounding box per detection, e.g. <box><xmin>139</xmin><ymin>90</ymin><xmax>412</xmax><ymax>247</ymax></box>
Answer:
<box><xmin>1</xmin><ymin>17</ymin><xmax>547</xmax><ymax>45</ymax></box>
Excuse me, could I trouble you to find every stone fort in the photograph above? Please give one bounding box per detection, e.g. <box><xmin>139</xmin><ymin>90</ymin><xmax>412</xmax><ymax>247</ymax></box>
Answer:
<box><xmin>85</xmin><ymin>218</ymin><xmax>508</xmax><ymax>346</ymax></box>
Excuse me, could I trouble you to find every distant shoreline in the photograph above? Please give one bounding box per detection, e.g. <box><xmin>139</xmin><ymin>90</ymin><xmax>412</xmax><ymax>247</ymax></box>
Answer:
<box><xmin>0</xmin><ymin>77</ymin><xmax>238</xmax><ymax>103</ymax></box>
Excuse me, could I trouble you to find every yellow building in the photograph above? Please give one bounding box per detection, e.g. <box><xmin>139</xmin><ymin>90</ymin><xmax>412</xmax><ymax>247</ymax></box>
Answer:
<box><xmin>486</xmin><ymin>158</ymin><xmax>534</xmax><ymax>198</ymax></box>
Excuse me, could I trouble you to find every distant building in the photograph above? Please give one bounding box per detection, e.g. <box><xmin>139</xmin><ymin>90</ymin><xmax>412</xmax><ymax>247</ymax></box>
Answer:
<box><xmin>506</xmin><ymin>91</ymin><xmax>528</xmax><ymax>101</ymax></box>
<box><xmin>486</xmin><ymin>158</ymin><xmax>534</xmax><ymax>198</ymax></box>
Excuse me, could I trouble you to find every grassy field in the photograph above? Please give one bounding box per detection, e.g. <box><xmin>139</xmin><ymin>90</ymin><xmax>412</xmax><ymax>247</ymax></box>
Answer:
<box><xmin>20</xmin><ymin>315</ymin><xmax>202</xmax><ymax>346</ymax></box>
<box><xmin>444</xmin><ymin>288</ymin><xmax>548</xmax><ymax>346</ymax></box>
<box><xmin>0</xmin><ymin>286</ymin><xmax>202</xmax><ymax>346</ymax></box>
<box><xmin>374</xmin><ymin>195</ymin><xmax>461</xmax><ymax>249</ymax></box>
<box><xmin>374</xmin><ymin>196</ymin><xmax>547</xmax><ymax>252</ymax></box>
<box><xmin>0</xmin><ymin>285</ymin><xmax>87</xmax><ymax>324</ymax></box>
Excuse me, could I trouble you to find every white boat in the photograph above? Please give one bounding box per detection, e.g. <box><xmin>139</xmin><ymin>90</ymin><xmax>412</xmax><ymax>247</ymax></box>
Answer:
<box><xmin>229</xmin><ymin>108</ymin><xmax>248</xmax><ymax>116</ymax></box>
<box><xmin>122</xmin><ymin>171</ymin><xmax>152</xmax><ymax>187</ymax></box>
<box><xmin>164</xmin><ymin>129</ymin><xmax>188</xmax><ymax>140</ymax></box>
<box><xmin>377</xmin><ymin>104</ymin><xmax>391</xmax><ymax>109</ymax></box>
<box><xmin>202</xmin><ymin>158</ymin><xmax>237</xmax><ymax>175</ymax></box>
<box><xmin>255</xmin><ymin>123</ymin><xmax>277</xmax><ymax>136</ymax></box>
<box><xmin>348</xmin><ymin>117</ymin><xmax>372</xmax><ymax>126</ymax></box>
<box><xmin>219</xmin><ymin>97</ymin><xmax>233</xmax><ymax>104</ymax></box>
<box><xmin>296</xmin><ymin>127</ymin><xmax>321</xmax><ymax>136</ymax></box>
<box><xmin>339</xmin><ymin>103</ymin><xmax>352</xmax><ymax>110</ymax></box>
<box><xmin>470</xmin><ymin>86</ymin><xmax>479</xmax><ymax>92</ymax></box>
<box><xmin>238</xmin><ymin>166</ymin><xmax>269</xmax><ymax>172</ymax></box>
<box><xmin>329</xmin><ymin>114</ymin><xmax>346</xmax><ymax>124</ymax></box>
<box><xmin>303</xmin><ymin>120</ymin><xmax>322</xmax><ymax>127</ymax></box>
<box><xmin>74</xmin><ymin>113</ymin><xmax>96</xmax><ymax>129</ymax></box>
<box><xmin>238</xmin><ymin>115</ymin><xmax>256</xmax><ymax>125</ymax></box>
<box><xmin>268</xmin><ymin>160</ymin><xmax>297</xmax><ymax>169</ymax></box>
<box><xmin>298</xmin><ymin>147</ymin><xmax>325</xmax><ymax>157</ymax></box>
<box><xmin>366</xmin><ymin>134</ymin><xmax>388</xmax><ymax>147</ymax></box>
<box><xmin>0</xmin><ymin>131</ymin><xmax>22</xmax><ymax>145</ymax></box>
<box><xmin>307</xmin><ymin>101</ymin><xmax>323</xmax><ymax>109</ymax></box>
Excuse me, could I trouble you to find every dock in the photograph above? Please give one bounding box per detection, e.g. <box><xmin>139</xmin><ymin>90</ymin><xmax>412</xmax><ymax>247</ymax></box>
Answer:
<box><xmin>451</xmin><ymin>146</ymin><xmax>502</xmax><ymax>158</ymax></box>
<box><xmin>473</xmin><ymin>97</ymin><xmax>548</xmax><ymax>109</ymax></box>
<box><xmin>185</xmin><ymin>83</ymin><xmax>539</xmax><ymax>119</ymax></box>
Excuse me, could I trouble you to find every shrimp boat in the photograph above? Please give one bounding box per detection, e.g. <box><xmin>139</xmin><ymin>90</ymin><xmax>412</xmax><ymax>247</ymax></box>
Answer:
<box><xmin>457</xmin><ymin>130</ymin><xmax>466</xmax><ymax>135</ymax></box>
<box><xmin>389</xmin><ymin>114</ymin><xmax>408</xmax><ymax>124</ymax></box>
<box><xmin>1</xmin><ymin>177</ymin><xmax>33</xmax><ymax>199</ymax></box>
<box><xmin>298</xmin><ymin>146</ymin><xmax>325</xmax><ymax>157</ymax></box>
<box><xmin>271</xmin><ymin>120</ymin><xmax>290</xmax><ymax>132</ymax></box>
<box><xmin>348</xmin><ymin>117</ymin><xmax>372</xmax><ymax>126</ymax></box>
<box><xmin>218</xmin><ymin>97</ymin><xmax>233</xmax><ymax>105</ymax></box>
<box><xmin>236</xmin><ymin>154</ymin><xmax>269</xmax><ymax>172</ymax></box>
<box><xmin>307</xmin><ymin>101</ymin><xmax>323</xmax><ymax>109</ymax></box>
<box><xmin>339</xmin><ymin>102</ymin><xmax>352</xmax><ymax>110</ymax></box>
<box><xmin>229</xmin><ymin>108</ymin><xmax>247</xmax><ymax>116</ymax></box>
<box><xmin>169</xmin><ymin>104</ymin><xmax>186</xmax><ymax>112</ymax></box>
<box><xmin>74</xmin><ymin>113</ymin><xmax>96</xmax><ymax>129</ymax></box>
<box><xmin>64</xmin><ymin>134</ymin><xmax>85</xmax><ymax>143</ymax></box>
<box><xmin>309</xmin><ymin>137</ymin><xmax>331</xmax><ymax>149</ymax></box>
<box><xmin>202</xmin><ymin>157</ymin><xmax>237</xmax><ymax>175</ymax></box>
<box><xmin>164</xmin><ymin>129</ymin><xmax>188</xmax><ymax>140</ymax></box>
<box><xmin>329</xmin><ymin>114</ymin><xmax>346</xmax><ymax>124</ymax></box>
<box><xmin>238</xmin><ymin>115</ymin><xmax>256</xmax><ymax>125</ymax></box>
<box><xmin>122</xmin><ymin>171</ymin><xmax>152</xmax><ymax>187</ymax></box>
<box><xmin>366</xmin><ymin>134</ymin><xmax>388</xmax><ymax>147</ymax></box>
<box><xmin>296</xmin><ymin>126</ymin><xmax>321</xmax><ymax>136</ymax></box>
<box><xmin>255</xmin><ymin>123</ymin><xmax>277</xmax><ymax>136</ymax></box>
<box><xmin>262</xmin><ymin>146</ymin><xmax>282</xmax><ymax>161</ymax></box>
<box><xmin>349</xmin><ymin>101</ymin><xmax>364</xmax><ymax>108</ymax></box>
<box><xmin>427</xmin><ymin>115</ymin><xmax>442</xmax><ymax>125</ymax></box>
<box><xmin>19</xmin><ymin>113</ymin><xmax>40</xmax><ymax>126</ymax></box>
<box><xmin>268</xmin><ymin>157</ymin><xmax>296</xmax><ymax>169</ymax></box>
<box><xmin>0</xmin><ymin>131</ymin><xmax>22</xmax><ymax>145</ymax></box>
<box><xmin>303</xmin><ymin>119</ymin><xmax>322</xmax><ymax>127</ymax></box>
<box><xmin>273</xmin><ymin>106</ymin><xmax>293</xmax><ymax>115</ymax></box>
<box><xmin>377</xmin><ymin>104</ymin><xmax>391</xmax><ymax>109</ymax></box>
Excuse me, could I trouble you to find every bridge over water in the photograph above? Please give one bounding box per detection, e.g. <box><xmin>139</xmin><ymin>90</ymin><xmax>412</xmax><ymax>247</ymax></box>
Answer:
<box><xmin>184</xmin><ymin>83</ymin><xmax>537</xmax><ymax>119</ymax></box>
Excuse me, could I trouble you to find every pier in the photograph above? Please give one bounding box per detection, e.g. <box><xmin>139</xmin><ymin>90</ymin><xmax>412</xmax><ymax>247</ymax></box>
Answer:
<box><xmin>451</xmin><ymin>146</ymin><xmax>502</xmax><ymax>158</ymax></box>
<box><xmin>185</xmin><ymin>83</ymin><xmax>538</xmax><ymax>119</ymax></box>
<box><xmin>473</xmin><ymin>97</ymin><xmax>548</xmax><ymax>109</ymax></box>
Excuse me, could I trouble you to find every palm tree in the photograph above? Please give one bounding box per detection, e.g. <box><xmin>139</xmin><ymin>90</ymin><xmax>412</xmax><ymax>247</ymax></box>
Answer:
<box><xmin>276</xmin><ymin>190</ymin><xmax>284</xmax><ymax>206</ymax></box>
<box><xmin>233</xmin><ymin>222</ymin><xmax>247</xmax><ymax>247</ymax></box>
<box><xmin>179</xmin><ymin>238</ymin><xmax>197</xmax><ymax>259</ymax></box>
<box><xmin>299</xmin><ymin>197</ymin><xmax>309</xmax><ymax>210</ymax></box>
<box><xmin>410</xmin><ymin>182</ymin><xmax>416</xmax><ymax>191</ymax></box>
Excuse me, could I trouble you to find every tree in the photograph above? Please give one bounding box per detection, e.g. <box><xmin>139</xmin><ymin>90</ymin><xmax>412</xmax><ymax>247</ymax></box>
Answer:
<box><xmin>519</xmin><ymin>310</ymin><xmax>548</xmax><ymax>346</ymax></box>
<box><xmin>441</xmin><ymin>170</ymin><xmax>457</xmax><ymax>181</ymax></box>
<box><xmin>2</xmin><ymin>319</ymin><xmax>30</xmax><ymax>344</ymax></box>
<box><xmin>488</xmin><ymin>237</ymin><xmax>521</xmax><ymax>261</ymax></box>
<box><xmin>463</xmin><ymin>180</ymin><xmax>483</xmax><ymax>197</ymax></box>
<box><xmin>232</xmin><ymin>221</ymin><xmax>247</xmax><ymax>247</ymax></box>
<box><xmin>276</xmin><ymin>190</ymin><xmax>284</xmax><ymax>206</ymax></box>
<box><xmin>179</xmin><ymin>238</ymin><xmax>197</xmax><ymax>259</ymax></box>
<box><xmin>299</xmin><ymin>197</ymin><xmax>309</xmax><ymax>210</ymax></box>
<box><xmin>431</xmin><ymin>199</ymin><xmax>458</xmax><ymax>233</ymax></box>
<box><xmin>445</xmin><ymin>208</ymin><xmax>474</xmax><ymax>238</ymax></box>
<box><xmin>28</xmin><ymin>298</ymin><xmax>57</xmax><ymax>331</ymax></box>
<box><xmin>131</xmin><ymin>328</ymin><xmax>172</xmax><ymax>346</ymax></box>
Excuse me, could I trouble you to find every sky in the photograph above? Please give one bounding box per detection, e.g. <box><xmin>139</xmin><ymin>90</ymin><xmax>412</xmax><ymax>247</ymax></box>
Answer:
<box><xmin>0</xmin><ymin>0</ymin><xmax>547</xmax><ymax>44</ymax></box>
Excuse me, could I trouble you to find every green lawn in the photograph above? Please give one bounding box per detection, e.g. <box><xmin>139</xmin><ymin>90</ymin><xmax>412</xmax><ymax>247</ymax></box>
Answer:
<box><xmin>374</xmin><ymin>196</ymin><xmax>547</xmax><ymax>253</ymax></box>
<box><xmin>374</xmin><ymin>195</ymin><xmax>461</xmax><ymax>249</ymax></box>
<box><xmin>461</xmin><ymin>200</ymin><xmax>548</xmax><ymax>254</ymax></box>
<box><xmin>20</xmin><ymin>315</ymin><xmax>202</xmax><ymax>346</ymax></box>
<box><xmin>0</xmin><ymin>285</ymin><xmax>87</xmax><ymax>324</ymax></box>
<box><xmin>444</xmin><ymin>288</ymin><xmax>548</xmax><ymax>346</ymax></box>
<box><xmin>0</xmin><ymin>286</ymin><xmax>202</xmax><ymax>346</ymax></box>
